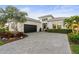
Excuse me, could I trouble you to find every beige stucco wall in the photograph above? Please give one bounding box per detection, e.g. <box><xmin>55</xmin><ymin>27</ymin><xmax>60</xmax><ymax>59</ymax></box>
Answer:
<box><xmin>47</xmin><ymin>20</ymin><xmax>65</xmax><ymax>29</ymax></box>
<box><xmin>47</xmin><ymin>22</ymin><xmax>53</xmax><ymax>29</ymax></box>
<box><xmin>52</xmin><ymin>21</ymin><xmax>64</xmax><ymax>29</ymax></box>
<box><xmin>9</xmin><ymin>22</ymin><xmax>16</xmax><ymax>32</ymax></box>
<box><xmin>17</xmin><ymin>21</ymin><xmax>41</xmax><ymax>32</ymax></box>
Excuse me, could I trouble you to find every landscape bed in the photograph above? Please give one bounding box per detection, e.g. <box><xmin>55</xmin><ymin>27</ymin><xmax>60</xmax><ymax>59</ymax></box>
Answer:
<box><xmin>0</xmin><ymin>31</ymin><xmax>28</xmax><ymax>46</ymax></box>
<box><xmin>68</xmin><ymin>33</ymin><xmax>79</xmax><ymax>54</ymax></box>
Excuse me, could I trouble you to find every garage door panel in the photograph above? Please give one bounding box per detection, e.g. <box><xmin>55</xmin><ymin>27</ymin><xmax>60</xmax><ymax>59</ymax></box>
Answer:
<box><xmin>24</xmin><ymin>24</ymin><xmax>37</xmax><ymax>33</ymax></box>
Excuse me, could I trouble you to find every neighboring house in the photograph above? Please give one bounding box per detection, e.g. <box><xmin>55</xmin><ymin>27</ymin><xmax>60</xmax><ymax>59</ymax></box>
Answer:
<box><xmin>8</xmin><ymin>15</ymin><xmax>67</xmax><ymax>33</ymax></box>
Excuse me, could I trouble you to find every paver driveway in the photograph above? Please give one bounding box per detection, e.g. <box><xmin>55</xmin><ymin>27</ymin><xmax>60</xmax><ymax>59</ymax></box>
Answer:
<box><xmin>0</xmin><ymin>32</ymin><xmax>71</xmax><ymax>54</ymax></box>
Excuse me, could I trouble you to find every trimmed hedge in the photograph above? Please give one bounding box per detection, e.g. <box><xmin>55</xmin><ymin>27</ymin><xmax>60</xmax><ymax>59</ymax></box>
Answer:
<box><xmin>47</xmin><ymin>29</ymin><xmax>72</xmax><ymax>34</ymax></box>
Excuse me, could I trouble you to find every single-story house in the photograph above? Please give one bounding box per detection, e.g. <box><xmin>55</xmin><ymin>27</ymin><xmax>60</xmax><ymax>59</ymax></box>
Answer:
<box><xmin>8</xmin><ymin>15</ymin><xmax>67</xmax><ymax>33</ymax></box>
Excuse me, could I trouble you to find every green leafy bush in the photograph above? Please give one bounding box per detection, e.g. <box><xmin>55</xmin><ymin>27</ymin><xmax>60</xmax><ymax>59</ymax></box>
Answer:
<box><xmin>47</xmin><ymin>29</ymin><xmax>72</xmax><ymax>34</ymax></box>
<box><xmin>68</xmin><ymin>33</ymin><xmax>79</xmax><ymax>43</ymax></box>
<box><xmin>0</xmin><ymin>28</ymin><xmax>6</xmax><ymax>32</ymax></box>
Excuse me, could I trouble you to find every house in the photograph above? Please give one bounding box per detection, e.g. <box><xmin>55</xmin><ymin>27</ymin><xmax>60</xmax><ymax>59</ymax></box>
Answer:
<box><xmin>8</xmin><ymin>15</ymin><xmax>67</xmax><ymax>33</ymax></box>
<box><xmin>39</xmin><ymin>15</ymin><xmax>67</xmax><ymax>31</ymax></box>
<box><xmin>9</xmin><ymin>17</ymin><xmax>41</xmax><ymax>33</ymax></box>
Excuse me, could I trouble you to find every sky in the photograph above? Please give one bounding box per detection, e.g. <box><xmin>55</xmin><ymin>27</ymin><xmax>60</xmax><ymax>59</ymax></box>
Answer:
<box><xmin>0</xmin><ymin>5</ymin><xmax>79</xmax><ymax>19</ymax></box>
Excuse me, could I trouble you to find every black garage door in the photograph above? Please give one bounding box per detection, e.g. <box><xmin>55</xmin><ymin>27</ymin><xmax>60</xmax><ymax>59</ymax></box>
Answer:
<box><xmin>24</xmin><ymin>24</ymin><xmax>37</xmax><ymax>33</ymax></box>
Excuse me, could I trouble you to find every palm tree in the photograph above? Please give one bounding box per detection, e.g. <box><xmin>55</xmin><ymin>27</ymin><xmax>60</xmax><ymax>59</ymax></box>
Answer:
<box><xmin>12</xmin><ymin>11</ymin><xmax>28</xmax><ymax>32</ymax></box>
<box><xmin>0</xmin><ymin>8</ymin><xmax>7</xmax><ymax>28</ymax></box>
<box><xmin>64</xmin><ymin>18</ymin><xmax>73</xmax><ymax>29</ymax></box>
<box><xmin>64</xmin><ymin>16</ymin><xmax>79</xmax><ymax>28</ymax></box>
<box><xmin>0</xmin><ymin>5</ymin><xmax>28</xmax><ymax>32</ymax></box>
<box><xmin>71</xmin><ymin>16</ymin><xmax>79</xmax><ymax>23</ymax></box>
<box><xmin>64</xmin><ymin>16</ymin><xmax>79</xmax><ymax>34</ymax></box>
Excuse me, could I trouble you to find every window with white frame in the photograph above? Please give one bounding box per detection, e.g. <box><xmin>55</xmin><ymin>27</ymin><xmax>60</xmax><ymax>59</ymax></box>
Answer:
<box><xmin>42</xmin><ymin>18</ymin><xmax>48</xmax><ymax>21</ymax></box>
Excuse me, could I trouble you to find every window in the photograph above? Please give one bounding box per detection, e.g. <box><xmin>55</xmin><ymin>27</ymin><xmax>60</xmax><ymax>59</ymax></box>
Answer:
<box><xmin>52</xmin><ymin>24</ymin><xmax>56</xmax><ymax>29</ymax></box>
<box><xmin>42</xmin><ymin>18</ymin><xmax>48</xmax><ymax>21</ymax></box>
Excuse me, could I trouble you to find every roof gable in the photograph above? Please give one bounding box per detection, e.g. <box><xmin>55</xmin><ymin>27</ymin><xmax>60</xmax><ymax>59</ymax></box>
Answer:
<box><xmin>26</xmin><ymin>17</ymin><xmax>41</xmax><ymax>23</ymax></box>
<box><xmin>38</xmin><ymin>14</ymin><xmax>54</xmax><ymax>19</ymax></box>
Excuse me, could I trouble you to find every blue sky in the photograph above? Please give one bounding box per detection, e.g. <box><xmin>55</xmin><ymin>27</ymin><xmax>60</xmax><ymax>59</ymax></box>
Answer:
<box><xmin>0</xmin><ymin>5</ymin><xmax>79</xmax><ymax>19</ymax></box>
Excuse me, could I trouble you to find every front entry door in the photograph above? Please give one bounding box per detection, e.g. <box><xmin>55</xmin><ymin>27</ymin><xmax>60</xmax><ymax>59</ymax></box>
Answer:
<box><xmin>42</xmin><ymin>23</ymin><xmax>47</xmax><ymax>31</ymax></box>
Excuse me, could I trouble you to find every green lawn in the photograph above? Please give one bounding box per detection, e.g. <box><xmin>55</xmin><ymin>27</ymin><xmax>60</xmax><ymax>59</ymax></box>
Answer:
<box><xmin>70</xmin><ymin>43</ymin><xmax>79</xmax><ymax>54</ymax></box>
<box><xmin>0</xmin><ymin>41</ymin><xmax>5</xmax><ymax>46</ymax></box>
<box><xmin>68</xmin><ymin>33</ymin><xmax>79</xmax><ymax>54</ymax></box>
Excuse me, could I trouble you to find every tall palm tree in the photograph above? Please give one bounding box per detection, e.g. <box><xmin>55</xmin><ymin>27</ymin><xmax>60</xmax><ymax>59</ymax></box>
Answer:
<box><xmin>0</xmin><ymin>8</ymin><xmax>7</xmax><ymax>28</ymax></box>
<box><xmin>64</xmin><ymin>18</ymin><xmax>73</xmax><ymax>29</ymax></box>
<box><xmin>64</xmin><ymin>16</ymin><xmax>79</xmax><ymax>29</ymax></box>
<box><xmin>0</xmin><ymin>5</ymin><xmax>28</xmax><ymax>32</ymax></box>
<box><xmin>5</xmin><ymin>6</ymin><xmax>28</xmax><ymax>31</ymax></box>
<box><xmin>64</xmin><ymin>16</ymin><xmax>79</xmax><ymax>33</ymax></box>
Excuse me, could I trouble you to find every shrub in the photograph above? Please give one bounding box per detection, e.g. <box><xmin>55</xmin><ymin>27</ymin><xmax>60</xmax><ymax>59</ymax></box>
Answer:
<box><xmin>5</xmin><ymin>32</ymin><xmax>14</xmax><ymax>38</ymax></box>
<box><xmin>0</xmin><ymin>32</ymin><xmax>14</xmax><ymax>39</ymax></box>
<box><xmin>0</xmin><ymin>31</ymin><xmax>28</xmax><ymax>44</ymax></box>
<box><xmin>0</xmin><ymin>31</ymin><xmax>27</xmax><ymax>39</ymax></box>
<box><xmin>68</xmin><ymin>33</ymin><xmax>79</xmax><ymax>43</ymax></box>
<box><xmin>0</xmin><ymin>28</ymin><xmax>6</xmax><ymax>32</ymax></box>
<box><xmin>14</xmin><ymin>32</ymin><xmax>27</xmax><ymax>38</ymax></box>
<box><xmin>47</xmin><ymin>29</ymin><xmax>72</xmax><ymax>34</ymax></box>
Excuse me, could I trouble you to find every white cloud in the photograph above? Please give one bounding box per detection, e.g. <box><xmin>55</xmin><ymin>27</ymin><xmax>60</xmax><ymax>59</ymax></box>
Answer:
<box><xmin>20</xmin><ymin>7</ymin><xmax>30</xmax><ymax>13</ymax></box>
<box><xmin>19</xmin><ymin>7</ymin><xmax>38</xmax><ymax>19</ymax></box>
<box><xmin>19</xmin><ymin>7</ymin><xmax>49</xmax><ymax>19</ymax></box>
